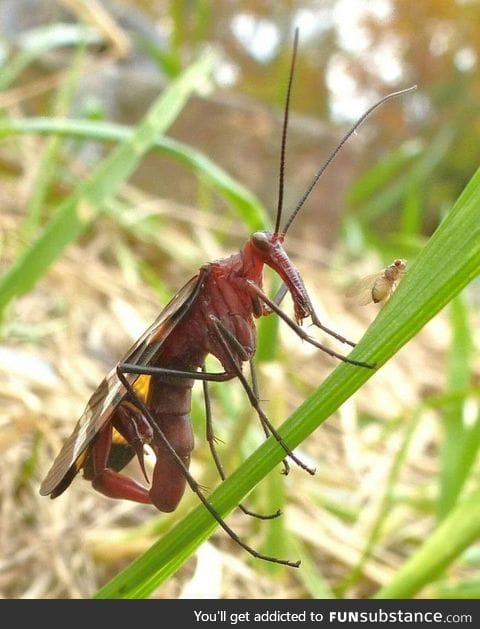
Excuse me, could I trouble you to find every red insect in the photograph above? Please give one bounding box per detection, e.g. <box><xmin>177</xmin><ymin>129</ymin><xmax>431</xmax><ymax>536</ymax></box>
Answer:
<box><xmin>40</xmin><ymin>30</ymin><xmax>415</xmax><ymax>567</ymax></box>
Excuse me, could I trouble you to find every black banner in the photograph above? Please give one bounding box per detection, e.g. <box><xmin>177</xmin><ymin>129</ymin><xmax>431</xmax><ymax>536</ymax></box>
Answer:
<box><xmin>1</xmin><ymin>598</ymin><xmax>478</xmax><ymax>628</ymax></box>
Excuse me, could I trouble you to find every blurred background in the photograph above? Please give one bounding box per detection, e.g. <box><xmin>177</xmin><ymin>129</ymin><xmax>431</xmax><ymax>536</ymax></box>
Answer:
<box><xmin>0</xmin><ymin>0</ymin><xmax>479</xmax><ymax>599</ymax></box>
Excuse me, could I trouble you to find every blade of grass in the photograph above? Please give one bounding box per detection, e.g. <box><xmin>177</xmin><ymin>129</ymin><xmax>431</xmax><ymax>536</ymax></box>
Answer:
<box><xmin>336</xmin><ymin>411</ymin><xmax>420</xmax><ymax>597</ymax></box>
<box><xmin>438</xmin><ymin>294</ymin><xmax>479</xmax><ymax>520</ymax></box>
<box><xmin>0</xmin><ymin>23</ymin><xmax>100</xmax><ymax>91</ymax></box>
<box><xmin>21</xmin><ymin>45</ymin><xmax>86</xmax><ymax>238</ymax></box>
<box><xmin>374</xmin><ymin>484</ymin><xmax>480</xmax><ymax>599</ymax></box>
<box><xmin>347</xmin><ymin>128</ymin><xmax>453</xmax><ymax>223</ymax></box>
<box><xmin>432</xmin><ymin>579</ymin><xmax>480</xmax><ymax>599</ymax></box>
<box><xmin>0</xmin><ymin>50</ymin><xmax>215</xmax><ymax>317</ymax></box>
<box><xmin>347</xmin><ymin>140</ymin><xmax>421</xmax><ymax>206</ymax></box>
<box><xmin>289</xmin><ymin>537</ymin><xmax>336</xmax><ymax>599</ymax></box>
<box><xmin>400</xmin><ymin>180</ymin><xmax>423</xmax><ymax>236</ymax></box>
<box><xmin>0</xmin><ymin>117</ymin><xmax>269</xmax><ymax>231</ymax></box>
<box><xmin>95</xmin><ymin>167</ymin><xmax>480</xmax><ymax>598</ymax></box>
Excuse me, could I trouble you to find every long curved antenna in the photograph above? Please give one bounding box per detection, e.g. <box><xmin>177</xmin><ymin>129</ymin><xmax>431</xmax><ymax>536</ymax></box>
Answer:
<box><xmin>281</xmin><ymin>84</ymin><xmax>417</xmax><ymax>235</ymax></box>
<box><xmin>274</xmin><ymin>27</ymin><xmax>299</xmax><ymax>235</ymax></box>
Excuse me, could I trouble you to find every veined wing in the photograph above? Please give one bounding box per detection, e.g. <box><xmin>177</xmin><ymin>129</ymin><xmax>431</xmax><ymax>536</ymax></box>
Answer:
<box><xmin>346</xmin><ymin>272</ymin><xmax>384</xmax><ymax>306</ymax></box>
<box><xmin>40</xmin><ymin>271</ymin><xmax>206</xmax><ymax>497</ymax></box>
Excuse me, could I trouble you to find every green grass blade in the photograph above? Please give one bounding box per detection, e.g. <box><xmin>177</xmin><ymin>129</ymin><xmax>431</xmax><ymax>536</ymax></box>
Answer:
<box><xmin>374</xmin><ymin>485</ymin><xmax>480</xmax><ymax>599</ymax></box>
<box><xmin>348</xmin><ymin>128</ymin><xmax>453</xmax><ymax>223</ymax></box>
<box><xmin>0</xmin><ymin>117</ymin><xmax>269</xmax><ymax>232</ymax></box>
<box><xmin>438</xmin><ymin>294</ymin><xmax>479</xmax><ymax>519</ymax></box>
<box><xmin>0</xmin><ymin>23</ymin><xmax>100</xmax><ymax>91</ymax></box>
<box><xmin>22</xmin><ymin>45</ymin><xmax>85</xmax><ymax>238</ymax></box>
<box><xmin>95</xmin><ymin>167</ymin><xmax>480</xmax><ymax>598</ymax></box>
<box><xmin>432</xmin><ymin>578</ymin><xmax>480</xmax><ymax>599</ymax></box>
<box><xmin>336</xmin><ymin>414</ymin><xmax>419</xmax><ymax>597</ymax></box>
<box><xmin>0</xmin><ymin>50</ymin><xmax>215</xmax><ymax>316</ymax></box>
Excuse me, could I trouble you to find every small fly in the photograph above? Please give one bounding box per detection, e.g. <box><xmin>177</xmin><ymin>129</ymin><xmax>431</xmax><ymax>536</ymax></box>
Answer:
<box><xmin>347</xmin><ymin>258</ymin><xmax>407</xmax><ymax>306</ymax></box>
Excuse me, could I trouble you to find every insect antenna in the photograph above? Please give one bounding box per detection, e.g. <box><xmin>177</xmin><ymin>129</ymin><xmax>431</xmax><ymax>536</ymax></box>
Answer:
<box><xmin>273</xmin><ymin>27</ymin><xmax>299</xmax><ymax>235</ymax></box>
<box><xmin>281</xmin><ymin>84</ymin><xmax>417</xmax><ymax>235</ymax></box>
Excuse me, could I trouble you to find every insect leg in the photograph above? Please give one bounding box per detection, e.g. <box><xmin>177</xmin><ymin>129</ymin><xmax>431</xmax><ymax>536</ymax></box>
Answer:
<box><xmin>120</xmin><ymin>363</ymin><xmax>235</xmax><ymax>381</ymax></box>
<box><xmin>210</xmin><ymin>316</ymin><xmax>315</xmax><ymax>476</ymax></box>
<box><xmin>115</xmin><ymin>367</ymin><xmax>300</xmax><ymax>568</ymax></box>
<box><xmin>202</xmin><ymin>365</ymin><xmax>281</xmax><ymax>521</ymax></box>
<box><xmin>309</xmin><ymin>309</ymin><xmax>356</xmax><ymax>348</ymax></box>
<box><xmin>86</xmin><ymin>419</ymin><xmax>152</xmax><ymax>504</ymax></box>
<box><xmin>246</xmin><ymin>280</ymin><xmax>375</xmax><ymax>368</ymax></box>
<box><xmin>120</xmin><ymin>363</ymin><xmax>284</xmax><ymax>513</ymax></box>
<box><xmin>269</xmin><ymin>283</ymin><xmax>289</xmax><ymax>309</ymax></box>
<box><xmin>250</xmin><ymin>357</ymin><xmax>290</xmax><ymax>477</ymax></box>
<box><xmin>263</xmin><ymin>283</ymin><xmax>355</xmax><ymax>348</ymax></box>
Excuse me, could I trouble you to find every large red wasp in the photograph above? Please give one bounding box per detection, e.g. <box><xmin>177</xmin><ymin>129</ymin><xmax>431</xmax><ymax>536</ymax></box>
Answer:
<box><xmin>40</xmin><ymin>30</ymin><xmax>414</xmax><ymax>567</ymax></box>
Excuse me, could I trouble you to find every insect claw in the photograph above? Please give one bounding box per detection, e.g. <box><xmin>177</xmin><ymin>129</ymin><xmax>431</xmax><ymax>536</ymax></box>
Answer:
<box><xmin>358</xmin><ymin>360</ymin><xmax>376</xmax><ymax>369</ymax></box>
<box><xmin>134</xmin><ymin>443</ymin><xmax>150</xmax><ymax>483</ymax></box>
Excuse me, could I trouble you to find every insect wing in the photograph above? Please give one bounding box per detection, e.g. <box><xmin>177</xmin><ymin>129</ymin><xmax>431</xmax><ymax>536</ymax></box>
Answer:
<box><xmin>40</xmin><ymin>273</ymin><xmax>204</xmax><ymax>497</ymax></box>
<box><xmin>346</xmin><ymin>272</ymin><xmax>384</xmax><ymax>306</ymax></box>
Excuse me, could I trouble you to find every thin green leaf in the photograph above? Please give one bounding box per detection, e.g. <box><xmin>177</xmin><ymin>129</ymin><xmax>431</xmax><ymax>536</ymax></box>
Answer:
<box><xmin>438</xmin><ymin>294</ymin><xmax>479</xmax><ymax>519</ymax></box>
<box><xmin>22</xmin><ymin>45</ymin><xmax>86</xmax><ymax>238</ymax></box>
<box><xmin>375</xmin><ymin>485</ymin><xmax>480</xmax><ymax>599</ymax></box>
<box><xmin>0</xmin><ymin>117</ymin><xmax>269</xmax><ymax>232</ymax></box>
<box><xmin>0</xmin><ymin>50</ymin><xmax>215</xmax><ymax>316</ymax></box>
<box><xmin>348</xmin><ymin>128</ymin><xmax>453</xmax><ymax>223</ymax></box>
<box><xmin>336</xmin><ymin>413</ymin><xmax>419</xmax><ymax>597</ymax></box>
<box><xmin>347</xmin><ymin>140</ymin><xmax>422</xmax><ymax>206</ymax></box>
<box><xmin>0</xmin><ymin>24</ymin><xmax>100</xmax><ymax>91</ymax></box>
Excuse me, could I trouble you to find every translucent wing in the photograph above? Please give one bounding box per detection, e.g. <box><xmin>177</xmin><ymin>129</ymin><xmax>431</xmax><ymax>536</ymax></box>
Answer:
<box><xmin>40</xmin><ymin>272</ymin><xmax>205</xmax><ymax>497</ymax></box>
<box><xmin>346</xmin><ymin>272</ymin><xmax>384</xmax><ymax>306</ymax></box>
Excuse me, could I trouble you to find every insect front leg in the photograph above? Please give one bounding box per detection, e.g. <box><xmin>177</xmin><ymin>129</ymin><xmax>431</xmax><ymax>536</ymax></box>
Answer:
<box><xmin>255</xmin><ymin>283</ymin><xmax>356</xmax><ymax>348</ymax></box>
<box><xmin>246</xmin><ymin>280</ymin><xmax>374</xmax><ymax>368</ymax></box>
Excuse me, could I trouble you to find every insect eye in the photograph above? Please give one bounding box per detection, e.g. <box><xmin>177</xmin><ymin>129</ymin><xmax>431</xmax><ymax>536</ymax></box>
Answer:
<box><xmin>251</xmin><ymin>231</ymin><xmax>271</xmax><ymax>251</ymax></box>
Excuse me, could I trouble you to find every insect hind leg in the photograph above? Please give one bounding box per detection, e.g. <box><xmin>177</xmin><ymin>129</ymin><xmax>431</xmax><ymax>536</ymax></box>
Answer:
<box><xmin>201</xmin><ymin>365</ymin><xmax>281</xmax><ymax>521</ymax></box>
<box><xmin>115</xmin><ymin>366</ymin><xmax>300</xmax><ymax>568</ymax></box>
<box><xmin>86</xmin><ymin>421</ymin><xmax>152</xmax><ymax>505</ymax></box>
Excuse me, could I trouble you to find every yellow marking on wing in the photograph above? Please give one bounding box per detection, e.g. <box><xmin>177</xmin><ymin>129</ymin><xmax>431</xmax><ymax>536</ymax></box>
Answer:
<box><xmin>112</xmin><ymin>427</ymin><xmax>128</xmax><ymax>446</ymax></box>
<box><xmin>133</xmin><ymin>374</ymin><xmax>151</xmax><ymax>403</ymax></box>
<box><xmin>73</xmin><ymin>450</ymin><xmax>87</xmax><ymax>472</ymax></box>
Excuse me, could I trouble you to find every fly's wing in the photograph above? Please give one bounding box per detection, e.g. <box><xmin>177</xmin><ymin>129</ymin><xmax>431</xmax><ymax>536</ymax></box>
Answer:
<box><xmin>346</xmin><ymin>273</ymin><xmax>383</xmax><ymax>306</ymax></box>
<box><xmin>40</xmin><ymin>272</ymin><xmax>206</xmax><ymax>498</ymax></box>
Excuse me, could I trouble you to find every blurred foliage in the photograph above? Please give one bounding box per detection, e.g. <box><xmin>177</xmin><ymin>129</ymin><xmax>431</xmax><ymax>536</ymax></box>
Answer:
<box><xmin>140</xmin><ymin>0</ymin><xmax>480</xmax><ymax>242</ymax></box>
